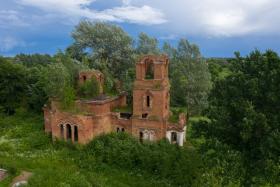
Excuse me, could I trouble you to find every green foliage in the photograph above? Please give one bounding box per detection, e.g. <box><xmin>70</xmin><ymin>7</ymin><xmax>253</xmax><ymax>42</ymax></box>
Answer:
<box><xmin>167</xmin><ymin>39</ymin><xmax>212</xmax><ymax>115</ymax></box>
<box><xmin>6</xmin><ymin>22</ymin><xmax>280</xmax><ymax>186</ymax></box>
<box><xmin>70</xmin><ymin>21</ymin><xmax>134</xmax><ymax>80</ymax></box>
<box><xmin>61</xmin><ymin>85</ymin><xmax>76</xmax><ymax>110</ymax></box>
<box><xmin>14</xmin><ymin>53</ymin><xmax>53</xmax><ymax>67</ymax></box>
<box><xmin>207</xmin><ymin>58</ymin><xmax>232</xmax><ymax>81</ymax></box>
<box><xmin>168</xmin><ymin>107</ymin><xmax>187</xmax><ymax>123</ymax></box>
<box><xmin>197</xmin><ymin>139</ymin><xmax>245</xmax><ymax>186</ymax></box>
<box><xmin>78</xmin><ymin>77</ymin><xmax>100</xmax><ymax>99</ymax></box>
<box><xmin>54</xmin><ymin>51</ymin><xmax>86</xmax><ymax>87</ymax></box>
<box><xmin>40</xmin><ymin>62</ymin><xmax>71</xmax><ymax>98</ymax></box>
<box><xmin>0</xmin><ymin>112</ymin><xmax>199</xmax><ymax>187</ymax></box>
<box><xmin>196</xmin><ymin>50</ymin><xmax>280</xmax><ymax>185</ymax></box>
<box><xmin>0</xmin><ymin>57</ymin><xmax>27</xmax><ymax>114</ymax></box>
<box><xmin>136</xmin><ymin>32</ymin><xmax>159</xmax><ymax>55</ymax></box>
<box><xmin>25</xmin><ymin>66</ymin><xmax>48</xmax><ymax>112</ymax></box>
<box><xmin>82</xmin><ymin>133</ymin><xmax>202</xmax><ymax>186</ymax></box>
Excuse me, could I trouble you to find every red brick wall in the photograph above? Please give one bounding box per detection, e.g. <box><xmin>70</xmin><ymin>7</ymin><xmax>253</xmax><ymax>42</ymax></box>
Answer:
<box><xmin>131</xmin><ymin>118</ymin><xmax>167</xmax><ymax>140</ymax></box>
<box><xmin>43</xmin><ymin>55</ymin><xmax>186</xmax><ymax>145</ymax></box>
<box><xmin>111</xmin><ymin>113</ymin><xmax>132</xmax><ymax>133</ymax></box>
<box><xmin>79</xmin><ymin>70</ymin><xmax>104</xmax><ymax>93</ymax></box>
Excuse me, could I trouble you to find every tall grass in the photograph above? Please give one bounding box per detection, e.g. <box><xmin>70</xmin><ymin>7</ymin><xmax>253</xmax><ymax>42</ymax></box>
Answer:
<box><xmin>0</xmin><ymin>110</ymin><xmax>201</xmax><ymax>186</ymax></box>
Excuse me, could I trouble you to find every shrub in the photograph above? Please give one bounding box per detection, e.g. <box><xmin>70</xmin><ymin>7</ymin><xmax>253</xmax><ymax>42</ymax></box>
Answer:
<box><xmin>81</xmin><ymin>133</ymin><xmax>202</xmax><ymax>186</ymax></box>
<box><xmin>79</xmin><ymin>77</ymin><xmax>100</xmax><ymax>99</ymax></box>
<box><xmin>61</xmin><ymin>85</ymin><xmax>76</xmax><ymax>110</ymax></box>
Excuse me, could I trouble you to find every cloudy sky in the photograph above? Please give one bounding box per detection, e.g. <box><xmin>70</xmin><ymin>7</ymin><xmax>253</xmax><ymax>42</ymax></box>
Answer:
<box><xmin>0</xmin><ymin>0</ymin><xmax>279</xmax><ymax>57</ymax></box>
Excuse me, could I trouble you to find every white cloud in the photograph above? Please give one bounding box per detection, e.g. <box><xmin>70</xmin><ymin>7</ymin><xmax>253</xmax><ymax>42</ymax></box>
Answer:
<box><xmin>0</xmin><ymin>36</ymin><xmax>26</xmax><ymax>52</ymax></box>
<box><xmin>0</xmin><ymin>10</ymin><xmax>29</xmax><ymax>28</ymax></box>
<box><xmin>159</xmin><ymin>34</ymin><xmax>177</xmax><ymax>40</ymax></box>
<box><xmin>18</xmin><ymin>0</ymin><xmax>166</xmax><ymax>25</ymax></box>
<box><xmin>122</xmin><ymin>0</ymin><xmax>132</xmax><ymax>6</ymax></box>
<box><xmin>103</xmin><ymin>5</ymin><xmax>166</xmax><ymax>24</ymax></box>
<box><xmin>6</xmin><ymin>0</ymin><xmax>280</xmax><ymax>37</ymax></box>
<box><xmin>129</xmin><ymin>0</ymin><xmax>280</xmax><ymax>36</ymax></box>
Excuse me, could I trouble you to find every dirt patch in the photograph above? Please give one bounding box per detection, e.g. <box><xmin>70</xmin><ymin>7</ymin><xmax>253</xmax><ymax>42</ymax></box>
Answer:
<box><xmin>11</xmin><ymin>171</ymin><xmax>32</xmax><ymax>187</ymax></box>
<box><xmin>0</xmin><ymin>169</ymin><xmax>8</xmax><ymax>181</ymax></box>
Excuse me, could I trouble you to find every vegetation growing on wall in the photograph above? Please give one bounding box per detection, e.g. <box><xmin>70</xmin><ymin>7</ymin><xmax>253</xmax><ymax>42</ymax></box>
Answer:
<box><xmin>78</xmin><ymin>77</ymin><xmax>100</xmax><ymax>99</ymax></box>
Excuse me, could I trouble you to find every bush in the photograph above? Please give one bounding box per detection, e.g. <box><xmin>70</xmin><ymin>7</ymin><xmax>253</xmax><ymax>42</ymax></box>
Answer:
<box><xmin>81</xmin><ymin>133</ymin><xmax>202</xmax><ymax>186</ymax></box>
<box><xmin>61</xmin><ymin>85</ymin><xmax>76</xmax><ymax>110</ymax></box>
<box><xmin>78</xmin><ymin>77</ymin><xmax>100</xmax><ymax>99</ymax></box>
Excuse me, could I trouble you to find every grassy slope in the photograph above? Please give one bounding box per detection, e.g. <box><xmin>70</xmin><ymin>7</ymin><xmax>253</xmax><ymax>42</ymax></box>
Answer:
<box><xmin>0</xmin><ymin>111</ymin><xmax>170</xmax><ymax>187</ymax></box>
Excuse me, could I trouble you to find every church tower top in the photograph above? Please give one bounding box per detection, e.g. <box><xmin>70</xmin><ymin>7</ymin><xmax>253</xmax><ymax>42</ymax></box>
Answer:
<box><xmin>135</xmin><ymin>55</ymin><xmax>169</xmax><ymax>80</ymax></box>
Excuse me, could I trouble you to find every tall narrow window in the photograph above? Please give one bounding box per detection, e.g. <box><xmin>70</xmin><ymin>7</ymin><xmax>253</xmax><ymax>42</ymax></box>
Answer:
<box><xmin>145</xmin><ymin>62</ymin><xmax>154</xmax><ymax>79</ymax></box>
<box><xmin>66</xmin><ymin>124</ymin><xmax>72</xmax><ymax>141</ymax></box>
<box><xmin>60</xmin><ymin>124</ymin><xmax>64</xmax><ymax>140</ymax></box>
<box><xmin>83</xmin><ymin>76</ymin><xmax>86</xmax><ymax>81</ymax></box>
<box><xmin>147</xmin><ymin>96</ymin><xmax>150</xmax><ymax>107</ymax></box>
<box><xmin>74</xmin><ymin>126</ymin><xmax>78</xmax><ymax>142</ymax></box>
<box><xmin>171</xmin><ymin>132</ymin><xmax>177</xmax><ymax>143</ymax></box>
<box><xmin>139</xmin><ymin>131</ymin><xmax>144</xmax><ymax>143</ymax></box>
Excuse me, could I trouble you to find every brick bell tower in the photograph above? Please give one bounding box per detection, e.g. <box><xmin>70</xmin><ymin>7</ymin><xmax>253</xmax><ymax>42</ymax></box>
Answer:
<box><xmin>132</xmin><ymin>55</ymin><xmax>170</xmax><ymax>141</ymax></box>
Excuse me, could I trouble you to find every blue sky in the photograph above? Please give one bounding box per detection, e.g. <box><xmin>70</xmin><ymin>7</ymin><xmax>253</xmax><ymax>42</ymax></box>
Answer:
<box><xmin>0</xmin><ymin>0</ymin><xmax>280</xmax><ymax>57</ymax></box>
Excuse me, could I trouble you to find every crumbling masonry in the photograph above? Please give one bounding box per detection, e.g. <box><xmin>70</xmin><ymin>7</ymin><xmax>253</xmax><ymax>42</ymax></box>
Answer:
<box><xmin>43</xmin><ymin>55</ymin><xmax>186</xmax><ymax>145</ymax></box>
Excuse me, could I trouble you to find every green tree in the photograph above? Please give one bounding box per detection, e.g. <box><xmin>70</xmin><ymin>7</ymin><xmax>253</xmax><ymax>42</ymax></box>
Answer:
<box><xmin>14</xmin><ymin>53</ymin><xmax>53</xmax><ymax>67</ymax></box>
<box><xmin>70</xmin><ymin>21</ymin><xmax>134</xmax><ymax>80</ymax></box>
<box><xmin>198</xmin><ymin>50</ymin><xmax>280</xmax><ymax>185</ymax></box>
<box><xmin>25</xmin><ymin>66</ymin><xmax>48</xmax><ymax>112</ymax></box>
<box><xmin>0</xmin><ymin>57</ymin><xmax>27</xmax><ymax>114</ymax></box>
<box><xmin>162</xmin><ymin>42</ymin><xmax>177</xmax><ymax>59</ymax></box>
<box><xmin>78</xmin><ymin>77</ymin><xmax>100</xmax><ymax>99</ymax></box>
<box><xmin>136</xmin><ymin>32</ymin><xmax>159</xmax><ymax>55</ymax></box>
<box><xmin>61</xmin><ymin>85</ymin><xmax>76</xmax><ymax>109</ymax></box>
<box><xmin>54</xmin><ymin>51</ymin><xmax>86</xmax><ymax>88</ymax></box>
<box><xmin>40</xmin><ymin>63</ymin><xmax>71</xmax><ymax>99</ymax></box>
<box><xmin>168</xmin><ymin>39</ymin><xmax>212</xmax><ymax>115</ymax></box>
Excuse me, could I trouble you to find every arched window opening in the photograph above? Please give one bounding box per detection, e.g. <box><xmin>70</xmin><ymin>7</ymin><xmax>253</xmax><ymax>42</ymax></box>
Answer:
<box><xmin>60</xmin><ymin>124</ymin><xmax>64</xmax><ymax>140</ymax></box>
<box><xmin>145</xmin><ymin>62</ymin><xmax>154</xmax><ymax>79</ymax></box>
<box><xmin>117</xmin><ymin>127</ymin><xmax>120</xmax><ymax>132</ymax></box>
<box><xmin>147</xmin><ymin>96</ymin><xmax>150</xmax><ymax>107</ymax></box>
<box><xmin>74</xmin><ymin>126</ymin><xmax>78</xmax><ymax>142</ymax></box>
<box><xmin>66</xmin><ymin>124</ymin><xmax>72</xmax><ymax>141</ymax></box>
<box><xmin>121</xmin><ymin>128</ymin><xmax>125</xmax><ymax>132</ymax></box>
<box><xmin>171</xmin><ymin>132</ymin><xmax>177</xmax><ymax>144</ymax></box>
<box><xmin>139</xmin><ymin>131</ymin><xmax>144</xmax><ymax>143</ymax></box>
<box><xmin>83</xmin><ymin>75</ymin><xmax>87</xmax><ymax>82</ymax></box>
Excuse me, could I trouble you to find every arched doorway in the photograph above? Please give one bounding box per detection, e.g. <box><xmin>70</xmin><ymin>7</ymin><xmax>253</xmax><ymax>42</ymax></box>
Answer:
<box><xmin>66</xmin><ymin>124</ymin><xmax>72</xmax><ymax>141</ymax></box>
<box><xmin>139</xmin><ymin>131</ymin><xmax>144</xmax><ymax>142</ymax></box>
<box><xmin>171</xmin><ymin>132</ymin><xmax>177</xmax><ymax>144</ymax></box>
<box><xmin>74</xmin><ymin>126</ymin><xmax>78</xmax><ymax>142</ymax></box>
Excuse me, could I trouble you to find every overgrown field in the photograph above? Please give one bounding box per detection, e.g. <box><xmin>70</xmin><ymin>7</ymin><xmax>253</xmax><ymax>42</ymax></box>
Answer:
<box><xmin>0</xmin><ymin>110</ymin><xmax>203</xmax><ymax>187</ymax></box>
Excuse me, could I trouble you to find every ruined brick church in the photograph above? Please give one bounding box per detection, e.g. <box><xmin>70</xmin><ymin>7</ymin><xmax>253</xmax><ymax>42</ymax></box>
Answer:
<box><xmin>43</xmin><ymin>55</ymin><xmax>186</xmax><ymax>146</ymax></box>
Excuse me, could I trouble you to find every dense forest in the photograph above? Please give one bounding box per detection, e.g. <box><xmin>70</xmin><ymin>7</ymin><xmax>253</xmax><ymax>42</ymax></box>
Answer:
<box><xmin>0</xmin><ymin>21</ymin><xmax>279</xmax><ymax>186</ymax></box>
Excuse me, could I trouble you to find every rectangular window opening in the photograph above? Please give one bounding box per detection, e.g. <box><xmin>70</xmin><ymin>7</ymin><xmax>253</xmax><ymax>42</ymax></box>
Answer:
<box><xmin>142</xmin><ymin>113</ymin><xmax>148</xmax><ymax>118</ymax></box>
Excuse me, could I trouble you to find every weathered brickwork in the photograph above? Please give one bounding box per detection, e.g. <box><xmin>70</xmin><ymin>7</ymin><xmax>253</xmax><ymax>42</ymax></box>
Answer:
<box><xmin>44</xmin><ymin>55</ymin><xmax>186</xmax><ymax>145</ymax></box>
